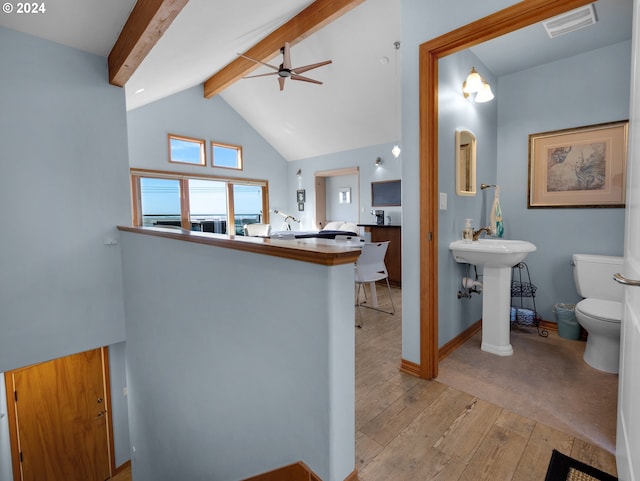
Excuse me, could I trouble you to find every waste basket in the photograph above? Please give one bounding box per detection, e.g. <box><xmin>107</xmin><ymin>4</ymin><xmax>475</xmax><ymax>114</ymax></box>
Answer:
<box><xmin>554</xmin><ymin>303</ymin><xmax>581</xmax><ymax>340</ymax></box>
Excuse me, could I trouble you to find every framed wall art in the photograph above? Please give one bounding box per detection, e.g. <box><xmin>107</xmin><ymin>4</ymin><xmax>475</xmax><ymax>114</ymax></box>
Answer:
<box><xmin>528</xmin><ymin>121</ymin><xmax>628</xmax><ymax>208</ymax></box>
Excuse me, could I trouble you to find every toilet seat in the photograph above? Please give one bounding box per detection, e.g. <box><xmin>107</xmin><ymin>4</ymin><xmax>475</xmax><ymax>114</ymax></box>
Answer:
<box><xmin>576</xmin><ymin>298</ymin><xmax>622</xmax><ymax>323</ymax></box>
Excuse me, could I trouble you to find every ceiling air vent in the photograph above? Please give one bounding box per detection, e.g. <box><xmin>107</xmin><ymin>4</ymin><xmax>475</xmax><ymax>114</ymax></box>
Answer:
<box><xmin>543</xmin><ymin>4</ymin><xmax>597</xmax><ymax>39</ymax></box>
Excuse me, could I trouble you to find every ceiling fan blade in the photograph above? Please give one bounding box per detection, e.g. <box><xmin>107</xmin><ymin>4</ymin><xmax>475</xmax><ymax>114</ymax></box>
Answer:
<box><xmin>291</xmin><ymin>60</ymin><xmax>332</xmax><ymax>75</ymax></box>
<box><xmin>237</xmin><ymin>53</ymin><xmax>279</xmax><ymax>72</ymax></box>
<box><xmin>291</xmin><ymin>73</ymin><xmax>322</xmax><ymax>85</ymax></box>
<box><xmin>243</xmin><ymin>72</ymin><xmax>279</xmax><ymax>79</ymax></box>
<box><xmin>282</xmin><ymin>42</ymin><xmax>292</xmax><ymax>70</ymax></box>
<box><xmin>278</xmin><ymin>77</ymin><xmax>286</xmax><ymax>91</ymax></box>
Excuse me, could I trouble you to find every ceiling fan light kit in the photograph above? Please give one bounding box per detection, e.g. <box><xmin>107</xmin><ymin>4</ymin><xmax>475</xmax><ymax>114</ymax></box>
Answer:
<box><xmin>240</xmin><ymin>42</ymin><xmax>332</xmax><ymax>91</ymax></box>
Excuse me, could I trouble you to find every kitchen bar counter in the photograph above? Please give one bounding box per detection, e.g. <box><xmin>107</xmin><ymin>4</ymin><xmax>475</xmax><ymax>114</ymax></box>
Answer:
<box><xmin>117</xmin><ymin>226</ymin><xmax>361</xmax><ymax>266</ymax></box>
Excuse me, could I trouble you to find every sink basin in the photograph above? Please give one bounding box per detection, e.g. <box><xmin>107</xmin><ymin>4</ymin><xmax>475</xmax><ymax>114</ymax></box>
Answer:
<box><xmin>449</xmin><ymin>238</ymin><xmax>536</xmax><ymax>356</ymax></box>
<box><xmin>449</xmin><ymin>239</ymin><xmax>536</xmax><ymax>267</ymax></box>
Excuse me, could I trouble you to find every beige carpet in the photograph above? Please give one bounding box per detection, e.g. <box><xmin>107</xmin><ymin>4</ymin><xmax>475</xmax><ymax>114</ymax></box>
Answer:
<box><xmin>436</xmin><ymin>327</ymin><xmax>618</xmax><ymax>453</ymax></box>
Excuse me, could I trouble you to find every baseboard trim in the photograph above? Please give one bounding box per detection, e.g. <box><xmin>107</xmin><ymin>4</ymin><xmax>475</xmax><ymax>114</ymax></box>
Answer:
<box><xmin>539</xmin><ymin>319</ymin><xmax>557</xmax><ymax>331</ymax></box>
<box><xmin>400</xmin><ymin>318</ymin><xmax>559</xmax><ymax>378</ymax></box>
<box><xmin>344</xmin><ymin>468</ymin><xmax>359</xmax><ymax>481</ymax></box>
<box><xmin>114</xmin><ymin>460</ymin><xmax>131</xmax><ymax>475</ymax></box>
<box><xmin>242</xmin><ymin>461</ymin><xmax>321</xmax><ymax>481</ymax></box>
<box><xmin>438</xmin><ymin>320</ymin><xmax>482</xmax><ymax>360</ymax></box>
<box><xmin>399</xmin><ymin>358</ymin><xmax>421</xmax><ymax>377</ymax></box>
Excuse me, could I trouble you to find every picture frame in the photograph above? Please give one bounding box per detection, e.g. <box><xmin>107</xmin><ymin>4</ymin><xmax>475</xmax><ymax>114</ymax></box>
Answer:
<box><xmin>298</xmin><ymin>202</ymin><xmax>305</xmax><ymax>212</ymax></box>
<box><xmin>296</xmin><ymin>189</ymin><xmax>306</xmax><ymax>203</ymax></box>
<box><xmin>528</xmin><ymin>121</ymin><xmax>628</xmax><ymax>208</ymax></box>
<box><xmin>338</xmin><ymin>187</ymin><xmax>351</xmax><ymax>204</ymax></box>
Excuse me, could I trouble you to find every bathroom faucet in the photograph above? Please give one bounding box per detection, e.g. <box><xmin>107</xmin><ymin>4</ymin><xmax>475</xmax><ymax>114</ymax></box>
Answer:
<box><xmin>472</xmin><ymin>226</ymin><xmax>492</xmax><ymax>241</ymax></box>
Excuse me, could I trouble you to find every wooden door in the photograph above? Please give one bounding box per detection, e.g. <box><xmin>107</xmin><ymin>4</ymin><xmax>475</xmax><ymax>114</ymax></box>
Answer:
<box><xmin>7</xmin><ymin>348</ymin><xmax>112</xmax><ymax>481</ymax></box>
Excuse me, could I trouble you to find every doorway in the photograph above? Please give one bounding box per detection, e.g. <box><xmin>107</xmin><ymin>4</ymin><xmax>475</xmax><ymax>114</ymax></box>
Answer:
<box><xmin>314</xmin><ymin>167</ymin><xmax>360</xmax><ymax>229</ymax></box>
<box><xmin>418</xmin><ymin>0</ymin><xmax>595</xmax><ymax>378</ymax></box>
<box><xmin>4</xmin><ymin>347</ymin><xmax>115</xmax><ymax>481</ymax></box>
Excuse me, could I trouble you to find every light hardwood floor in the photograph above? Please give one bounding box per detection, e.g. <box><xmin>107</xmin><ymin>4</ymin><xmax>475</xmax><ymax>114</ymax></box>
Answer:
<box><xmin>112</xmin><ymin>286</ymin><xmax>617</xmax><ymax>481</ymax></box>
<box><xmin>355</xmin><ymin>286</ymin><xmax>617</xmax><ymax>481</ymax></box>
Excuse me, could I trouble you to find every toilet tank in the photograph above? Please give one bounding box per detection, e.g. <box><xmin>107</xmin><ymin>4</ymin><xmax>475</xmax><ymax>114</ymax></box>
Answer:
<box><xmin>572</xmin><ymin>254</ymin><xmax>624</xmax><ymax>301</ymax></box>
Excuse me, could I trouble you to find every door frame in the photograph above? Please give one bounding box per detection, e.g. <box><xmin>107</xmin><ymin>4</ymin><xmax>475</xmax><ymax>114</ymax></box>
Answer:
<box><xmin>4</xmin><ymin>347</ymin><xmax>116</xmax><ymax>481</ymax></box>
<box><xmin>418</xmin><ymin>0</ymin><xmax>594</xmax><ymax>378</ymax></box>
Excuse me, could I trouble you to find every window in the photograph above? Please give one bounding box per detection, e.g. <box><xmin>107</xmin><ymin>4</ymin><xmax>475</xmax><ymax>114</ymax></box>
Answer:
<box><xmin>139</xmin><ymin>177</ymin><xmax>182</xmax><ymax>227</ymax></box>
<box><xmin>212</xmin><ymin>141</ymin><xmax>242</xmax><ymax>170</ymax></box>
<box><xmin>131</xmin><ymin>169</ymin><xmax>269</xmax><ymax>236</ymax></box>
<box><xmin>168</xmin><ymin>134</ymin><xmax>206</xmax><ymax>166</ymax></box>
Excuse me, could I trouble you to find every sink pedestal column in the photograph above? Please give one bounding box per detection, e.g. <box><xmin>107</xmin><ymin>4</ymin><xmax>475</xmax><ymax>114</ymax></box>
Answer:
<box><xmin>480</xmin><ymin>266</ymin><xmax>513</xmax><ymax>356</ymax></box>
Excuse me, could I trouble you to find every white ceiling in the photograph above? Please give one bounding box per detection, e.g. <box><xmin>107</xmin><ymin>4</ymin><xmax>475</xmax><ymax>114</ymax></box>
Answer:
<box><xmin>0</xmin><ymin>0</ymin><xmax>632</xmax><ymax>162</ymax></box>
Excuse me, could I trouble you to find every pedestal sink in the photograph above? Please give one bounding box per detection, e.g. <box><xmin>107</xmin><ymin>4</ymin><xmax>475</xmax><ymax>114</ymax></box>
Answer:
<box><xmin>449</xmin><ymin>239</ymin><xmax>537</xmax><ymax>356</ymax></box>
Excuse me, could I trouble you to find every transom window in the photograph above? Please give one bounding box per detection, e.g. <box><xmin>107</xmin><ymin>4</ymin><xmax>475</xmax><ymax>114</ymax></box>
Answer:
<box><xmin>168</xmin><ymin>134</ymin><xmax>206</xmax><ymax>166</ymax></box>
<box><xmin>211</xmin><ymin>141</ymin><xmax>243</xmax><ymax>170</ymax></box>
<box><xmin>131</xmin><ymin>169</ymin><xmax>269</xmax><ymax>235</ymax></box>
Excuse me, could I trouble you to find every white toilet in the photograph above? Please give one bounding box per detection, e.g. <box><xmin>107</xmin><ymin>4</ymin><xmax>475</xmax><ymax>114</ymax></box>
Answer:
<box><xmin>571</xmin><ymin>254</ymin><xmax>624</xmax><ymax>373</ymax></box>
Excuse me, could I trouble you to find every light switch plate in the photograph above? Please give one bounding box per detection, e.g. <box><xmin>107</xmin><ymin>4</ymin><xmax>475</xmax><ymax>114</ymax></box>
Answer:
<box><xmin>439</xmin><ymin>192</ymin><xmax>447</xmax><ymax>210</ymax></box>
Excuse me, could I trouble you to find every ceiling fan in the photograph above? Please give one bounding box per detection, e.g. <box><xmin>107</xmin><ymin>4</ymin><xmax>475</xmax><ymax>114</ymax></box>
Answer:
<box><xmin>239</xmin><ymin>42</ymin><xmax>332</xmax><ymax>91</ymax></box>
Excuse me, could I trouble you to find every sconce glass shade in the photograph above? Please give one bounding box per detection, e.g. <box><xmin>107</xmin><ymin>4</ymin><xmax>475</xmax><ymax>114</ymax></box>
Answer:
<box><xmin>474</xmin><ymin>81</ymin><xmax>494</xmax><ymax>103</ymax></box>
<box><xmin>392</xmin><ymin>144</ymin><xmax>401</xmax><ymax>158</ymax></box>
<box><xmin>462</xmin><ymin>67</ymin><xmax>483</xmax><ymax>94</ymax></box>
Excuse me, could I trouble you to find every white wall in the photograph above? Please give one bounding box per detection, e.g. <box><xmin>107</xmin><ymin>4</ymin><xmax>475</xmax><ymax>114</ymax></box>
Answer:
<box><xmin>120</xmin><ymin>232</ymin><xmax>355</xmax><ymax>481</ymax></box>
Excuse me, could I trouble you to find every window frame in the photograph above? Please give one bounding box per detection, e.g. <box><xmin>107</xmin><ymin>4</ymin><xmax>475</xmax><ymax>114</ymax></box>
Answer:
<box><xmin>130</xmin><ymin>168</ymin><xmax>269</xmax><ymax>232</ymax></box>
<box><xmin>167</xmin><ymin>134</ymin><xmax>206</xmax><ymax>166</ymax></box>
<box><xmin>211</xmin><ymin>141</ymin><xmax>243</xmax><ymax>170</ymax></box>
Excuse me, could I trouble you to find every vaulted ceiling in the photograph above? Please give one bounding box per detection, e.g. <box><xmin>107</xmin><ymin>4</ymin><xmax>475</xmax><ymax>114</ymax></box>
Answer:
<box><xmin>0</xmin><ymin>0</ymin><xmax>632</xmax><ymax>161</ymax></box>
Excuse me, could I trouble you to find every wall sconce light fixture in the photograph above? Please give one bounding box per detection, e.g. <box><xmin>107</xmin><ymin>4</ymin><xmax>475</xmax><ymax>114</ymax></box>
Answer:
<box><xmin>375</xmin><ymin>157</ymin><xmax>382</xmax><ymax>166</ymax></box>
<box><xmin>462</xmin><ymin>67</ymin><xmax>494</xmax><ymax>103</ymax></box>
<box><xmin>296</xmin><ymin>169</ymin><xmax>302</xmax><ymax>177</ymax></box>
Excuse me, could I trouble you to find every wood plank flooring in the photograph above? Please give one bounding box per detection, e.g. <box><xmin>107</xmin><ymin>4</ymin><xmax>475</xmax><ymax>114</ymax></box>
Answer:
<box><xmin>355</xmin><ymin>286</ymin><xmax>617</xmax><ymax>481</ymax></box>
<box><xmin>112</xmin><ymin>285</ymin><xmax>618</xmax><ymax>481</ymax></box>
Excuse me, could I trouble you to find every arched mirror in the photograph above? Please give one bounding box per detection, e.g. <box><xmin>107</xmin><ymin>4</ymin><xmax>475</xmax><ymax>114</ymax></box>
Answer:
<box><xmin>455</xmin><ymin>129</ymin><xmax>476</xmax><ymax>195</ymax></box>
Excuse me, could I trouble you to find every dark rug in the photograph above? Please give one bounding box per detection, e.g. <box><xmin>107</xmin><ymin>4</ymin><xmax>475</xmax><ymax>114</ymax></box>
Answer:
<box><xmin>545</xmin><ymin>450</ymin><xmax>618</xmax><ymax>481</ymax></box>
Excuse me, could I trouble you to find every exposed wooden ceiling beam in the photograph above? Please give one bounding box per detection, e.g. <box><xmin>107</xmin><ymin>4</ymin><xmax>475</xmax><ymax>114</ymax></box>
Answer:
<box><xmin>203</xmin><ymin>0</ymin><xmax>366</xmax><ymax>98</ymax></box>
<box><xmin>108</xmin><ymin>0</ymin><xmax>189</xmax><ymax>87</ymax></box>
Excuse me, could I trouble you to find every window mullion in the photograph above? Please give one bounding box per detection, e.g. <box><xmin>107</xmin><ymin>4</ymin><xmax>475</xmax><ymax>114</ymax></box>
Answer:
<box><xmin>180</xmin><ymin>178</ymin><xmax>191</xmax><ymax>230</ymax></box>
<box><xmin>226</xmin><ymin>182</ymin><xmax>235</xmax><ymax>235</ymax></box>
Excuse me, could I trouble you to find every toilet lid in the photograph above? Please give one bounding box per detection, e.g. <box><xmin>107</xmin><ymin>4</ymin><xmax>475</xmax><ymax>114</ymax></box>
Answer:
<box><xmin>576</xmin><ymin>298</ymin><xmax>622</xmax><ymax>323</ymax></box>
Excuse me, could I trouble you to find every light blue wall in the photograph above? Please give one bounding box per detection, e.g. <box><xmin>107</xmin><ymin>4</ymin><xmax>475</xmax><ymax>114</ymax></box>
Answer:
<box><xmin>496</xmin><ymin>41</ymin><xmax>630</xmax><ymax>321</ymax></box>
<box><xmin>120</xmin><ymin>232</ymin><xmax>355</xmax><ymax>481</ymax></box>
<box><xmin>401</xmin><ymin>1</ymin><xmax>631</xmax><ymax>359</ymax></box>
<box><xmin>288</xmin><ymin>143</ymin><xmax>403</xmax><ymax>231</ymax></box>
<box><xmin>0</xmin><ymin>377</ymin><xmax>11</xmax><ymax>481</ymax></box>
<box><xmin>401</xmin><ymin>0</ymin><xmax>518</xmax><ymax>362</ymax></box>
<box><xmin>438</xmin><ymin>50</ymin><xmax>498</xmax><ymax>345</ymax></box>
<box><xmin>127</xmin><ymin>86</ymin><xmax>289</xmax><ymax>216</ymax></box>
<box><xmin>326</xmin><ymin>175</ymin><xmax>359</xmax><ymax>223</ymax></box>
<box><xmin>109</xmin><ymin>342</ymin><xmax>131</xmax><ymax>467</ymax></box>
<box><xmin>0</xmin><ymin>26</ymin><xmax>130</xmax><ymax>371</ymax></box>
<box><xmin>0</xmin><ymin>26</ymin><xmax>132</xmax><ymax>476</ymax></box>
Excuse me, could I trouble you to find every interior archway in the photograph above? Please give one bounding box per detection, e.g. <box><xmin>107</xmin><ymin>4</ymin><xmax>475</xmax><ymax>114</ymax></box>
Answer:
<box><xmin>417</xmin><ymin>0</ymin><xmax>594</xmax><ymax>379</ymax></box>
